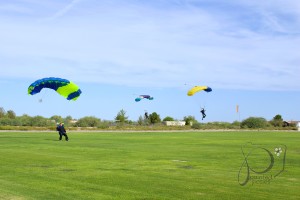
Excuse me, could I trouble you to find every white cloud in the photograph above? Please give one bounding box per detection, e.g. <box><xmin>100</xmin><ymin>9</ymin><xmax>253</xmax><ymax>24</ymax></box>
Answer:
<box><xmin>43</xmin><ymin>0</ymin><xmax>82</xmax><ymax>21</ymax></box>
<box><xmin>0</xmin><ymin>0</ymin><xmax>299</xmax><ymax>91</ymax></box>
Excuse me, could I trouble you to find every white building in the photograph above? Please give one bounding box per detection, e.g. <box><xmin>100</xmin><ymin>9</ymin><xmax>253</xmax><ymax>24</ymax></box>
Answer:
<box><xmin>284</xmin><ymin>120</ymin><xmax>300</xmax><ymax>131</ymax></box>
<box><xmin>163</xmin><ymin>121</ymin><xmax>186</xmax><ymax>126</ymax></box>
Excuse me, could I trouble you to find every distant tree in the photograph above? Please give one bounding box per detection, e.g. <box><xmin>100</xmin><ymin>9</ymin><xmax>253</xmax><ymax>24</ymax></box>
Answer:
<box><xmin>191</xmin><ymin>122</ymin><xmax>202</xmax><ymax>129</ymax></box>
<box><xmin>50</xmin><ymin>115</ymin><xmax>63</xmax><ymax>123</ymax></box>
<box><xmin>270</xmin><ymin>114</ymin><xmax>283</xmax><ymax>127</ymax></box>
<box><xmin>137</xmin><ymin>116</ymin><xmax>144</xmax><ymax>125</ymax></box>
<box><xmin>31</xmin><ymin>115</ymin><xmax>51</xmax><ymax>126</ymax></box>
<box><xmin>97</xmin><ymin>121</ymin><xmax>110</xmax><ymax>129</ymax></box>
<box><xmin>17</xmin><ymin>114</ymin><xmax>32</xmax><ymax>126</ymax></box>
<box><xmin>0</xmin><ymin>118</ymin><xmax>14</xmax><ymax>126</ymax></box>
<box><xmin>6</xmin><ymin>110</ymin><xmax>16</xmax><ymax>119</ymax></box>
<box><xmin>273</xmin><ymin>114</ymin><xmax>283</xmax><ymax>120</ymax></box>
<box><xmin>184</xmin><ymin>115</ymin><xmax>197</xmax><ymax>125</ymax></box>
<box><xmin>65</xmin><ymin>115</ymin><xmax>73</xmax><ymax>122</ymax></box>
<box><xmin>241</xmin><ymin>117</ymin><xmax>268</xmax><ymax>129</ymax></box>
<box><xmin>231</xmin><ymin>120</ymin><xmax>241</xmax><ymax>128</ymax></box>
<box><xmin>76</xmin><ymin>116</ymin><xmax>101</xmax><ymax>127</ymax></box>
<box><xmin>127</xmin><ymin>120</ymin><xmax>134</xmax><ymax>125</ymax></box>
<box><xmin>149</xmin><ymin>112</ymin><xmax>161</xmax><ymax>124</ymax></box>
<box><xmin>163</xmin><ymin>116</ymin><xmax>174</xmax><ymax>121</ymax></box>
<box><xmin>0</xmin><ymin>107</ymin><xmax>6</xmax><ymax>118</ymax></box>
<box><xmin>115</xmin><ymin>109</ymin><xmax>128</xmax><ymax>123</ymax></box>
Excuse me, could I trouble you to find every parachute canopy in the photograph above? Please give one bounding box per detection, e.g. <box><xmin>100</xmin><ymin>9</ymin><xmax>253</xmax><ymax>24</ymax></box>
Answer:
<box><xmin>28</xmin><ymin>77</ymin><xmax>82</xmax><ymax>101</ymax></box>
<box><xmin>187</xmin><ymin>86</ymin><xmax>212</xmax><ymax>96</ymax></box>
<box><xmin>135</xmin><ymin>95</ymin><xmax>154</xmax><ymax>102</ymax></box>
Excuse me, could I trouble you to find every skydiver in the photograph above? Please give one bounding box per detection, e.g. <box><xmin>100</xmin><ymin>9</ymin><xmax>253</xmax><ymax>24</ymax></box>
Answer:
<box><xmin>200</xmin><ymin>108</ymin><xmax>206</xmax><ymax>120</ymax></box>
<box><xmin>144</xmin><ymin>111</ymin><xmax>149</xmax><ymax>119</ymax></box>
<box><xmin>57</xmin><ymin>122</ymin><xmax>69</xmax><ymax>141</ymax></box>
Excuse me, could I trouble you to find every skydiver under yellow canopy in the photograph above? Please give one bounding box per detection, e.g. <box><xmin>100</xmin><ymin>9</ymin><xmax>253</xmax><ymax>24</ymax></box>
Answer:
<box><xmin>200</xmin><ymin>108</ymin><xmax>206</xmax><ymax>120</ymax></box>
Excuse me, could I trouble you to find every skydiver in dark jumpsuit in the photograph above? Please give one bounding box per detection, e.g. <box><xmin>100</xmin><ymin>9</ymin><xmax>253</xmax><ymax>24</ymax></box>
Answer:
<box><xmin>144</xmin><ymin>111</ymin><xmax>149</xmax><ymax>119</ymax></box>
<box><xmin>200</xmin><ymin>108</ymin><xmax>206</xmax><ymax>120</ymax></box>
<box><xmin>57</xmin><ymin>122</ymin><xmax>69</xmax><ymax>141</ymax></box>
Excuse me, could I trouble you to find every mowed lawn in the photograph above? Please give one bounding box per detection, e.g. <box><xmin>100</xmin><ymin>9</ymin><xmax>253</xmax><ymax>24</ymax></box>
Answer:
<box><xmin>0</xmin><ymin>131</ymin><xmax>299</xmax><ymax>200</ymax></box>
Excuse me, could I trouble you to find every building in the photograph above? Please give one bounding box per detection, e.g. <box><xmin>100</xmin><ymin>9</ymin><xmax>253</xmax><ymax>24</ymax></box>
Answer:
<box><xmin>283</xmin><ymin>121</ymin><xmax>300</xmax><ymax>131</ymax></box>
<box><xmin>163</xmin><ymin>121</ymin><xmax>186</xmax><ymax>126</ymax></box>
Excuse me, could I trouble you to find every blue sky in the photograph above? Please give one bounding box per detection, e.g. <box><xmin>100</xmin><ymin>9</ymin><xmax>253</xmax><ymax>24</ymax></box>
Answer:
<box><xmin>0</xmin><ymin>0</ymin><xmax>299</xmax><ymax>122</ymax></box>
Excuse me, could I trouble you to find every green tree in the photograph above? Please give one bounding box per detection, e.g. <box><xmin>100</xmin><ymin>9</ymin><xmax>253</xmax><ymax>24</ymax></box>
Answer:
<box><xmin>0</xmin><ymin>107</ymin><xmax>6</xmax><ymax>118</ymax></box>
<box><xmin>183</xmin><ymin>115</ymin><xmax>197</xmax><ymax>125</ymax></box>
<box><xmin>97</xmin><ymin>121</ymin><xmax>110</xmax><ymax>129</ymax></box>
<box><xmin>241</xmin><ymin>117</ymin><xmax>268</xmax><ymax>129</ymax></box>
<box><xmin>149</xmin><ymin>112</ymin><xmax>161</xmax><ymax>124</ymax></box>
<box><xmin>6</xmin><ymin>110</ymin><xmax>16</xmax><ymax>119</ymax></box>
<box><xmin>65</xmin><ymin>115</ymin><xmax>73</xmax><ymax>122</ymax></box>
<box><xmin>270</xmin><ymin>114</ymin><xmax>283</xmax><ymax>127</ymax></box>
<box><xmin>50</xmin><ymin>115</ymin><xmax>64</xmax><ymax>123</ymax></box>
<box><xmin>76</xmin><ymin>116</ymin><xmax>101</xmax><ymax>127</ymax></box>
<box><xmin>17</xmin><ymin>114</ymin><xmax>32</xmax><ymax>126</ymax></box>
<box><xmin>31</xmin><ymin>116</ymin><xmax>51</xmax><ymax>126</ymax></box>
<box><xmin>163</xmin><ymin>116</ymin><xmax>174</xmax><ymax>121</ymax></box>
<box><xmin>137</xmin><ymin>116</ymin><xmax>144</xmax><ymax>125</ymax></box>
<box><xmin>115</xmin><ymin>109</ymin><xmax>128</xmax><ymax>123</ymax></box>
<box><xmin>191</xmin><ymin>122</ymin><xmax>202</xmax><ymax>129</ymax></box>
<box><xmin>231</xmin><ymin>120</ymin><xmax>241</xmax><ymax>128</ymax></box>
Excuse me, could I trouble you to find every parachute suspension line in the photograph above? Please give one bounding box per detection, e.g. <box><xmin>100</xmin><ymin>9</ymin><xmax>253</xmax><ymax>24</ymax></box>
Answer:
<box><xmin>38</xmin><ymin>89</ymin><xmax>49</xmax><ymax>103</ymax></box>
<box><xmin>202</xmin><ymin>98</ymin><xmax>207</xmax><ymax>110</ymax></box>
<box><xmin>200</xmin><ymin>104</ymin><xmax>206</xmax><ymax>110</ymax></box>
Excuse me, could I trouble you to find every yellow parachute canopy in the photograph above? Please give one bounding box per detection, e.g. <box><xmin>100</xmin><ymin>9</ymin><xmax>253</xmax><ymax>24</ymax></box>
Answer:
<box><xmin>187</xmin><ymin>86</ymin><xmax>212</xmax><ymax>96</ymax></box>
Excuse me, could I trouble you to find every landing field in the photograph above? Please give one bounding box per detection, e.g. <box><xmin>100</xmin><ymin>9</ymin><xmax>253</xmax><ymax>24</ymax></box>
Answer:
<box><xmin>0</xmin><ymin>131</ymin><xmax>299</xmax><ymax>199</ymax></box>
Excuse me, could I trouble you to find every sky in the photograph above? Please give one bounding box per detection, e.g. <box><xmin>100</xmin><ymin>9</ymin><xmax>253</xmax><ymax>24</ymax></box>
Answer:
<box><xmin>0</xmin><ymin>0</ymin><xmax>299</xmax><ymax>122</ymax></box>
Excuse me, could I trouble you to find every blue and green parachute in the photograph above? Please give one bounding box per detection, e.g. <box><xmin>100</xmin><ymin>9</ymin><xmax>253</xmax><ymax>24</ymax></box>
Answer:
<box><xmin>28</xmin><ymin>77</ymin><xmax>82</xmax><ymax>101</ymax></box>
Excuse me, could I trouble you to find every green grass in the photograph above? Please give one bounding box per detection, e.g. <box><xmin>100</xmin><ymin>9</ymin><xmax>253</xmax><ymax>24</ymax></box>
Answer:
<box><xmin>0</xmin><ymin>131</ymin><xmax>299</xmax><ymax>200</ymax></box>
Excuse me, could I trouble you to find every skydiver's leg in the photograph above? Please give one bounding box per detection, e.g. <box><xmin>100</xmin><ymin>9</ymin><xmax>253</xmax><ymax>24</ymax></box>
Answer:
<box><xmin>64</xmin><ymin>133</ymin><xmax>69</xmax><ymax>141</ymax></box>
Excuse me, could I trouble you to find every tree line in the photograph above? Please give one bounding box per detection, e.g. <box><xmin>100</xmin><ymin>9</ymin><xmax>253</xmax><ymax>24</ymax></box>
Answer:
<box><xmin>0</xmin><ymin>107</ymin><xmax>296</xmax><ymax>130</ymax></box>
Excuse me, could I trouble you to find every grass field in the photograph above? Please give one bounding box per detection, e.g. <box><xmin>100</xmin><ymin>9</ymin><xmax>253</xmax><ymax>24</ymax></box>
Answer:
<box><xmin>0</xmin><ymin>131</ymin><xmax>299</xmax><ymax>200</ymax></box>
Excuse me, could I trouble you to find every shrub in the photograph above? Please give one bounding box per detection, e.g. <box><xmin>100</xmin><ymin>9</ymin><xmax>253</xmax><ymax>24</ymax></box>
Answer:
<box><xmin>75</xmin><ymin>116</ymin><xmax>101</xmax><ymax>127</ymax></box>
<box><xmin>163</xmin><ymin>116</ymin><xmax>174</xmax><ymax>121</ymax></box>
<box><xmin>191</xmin><ymin>122</ymin><xmax>202</xmax><ymax>129</ymax></box>
<box><xmin>184</xmin><ymin>116</ymin><xmax>197</xmax><ymax>125</ymax></box>
<box><xmin>149</xmin><ymin>112</ymin><xmax>161</xmax><ymax>124</ymax></box>
<box><xmin>241</xmin><ymin>117</ymin><xmax>268</xmax><ymax>129</ymax></box>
